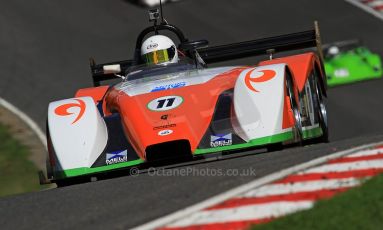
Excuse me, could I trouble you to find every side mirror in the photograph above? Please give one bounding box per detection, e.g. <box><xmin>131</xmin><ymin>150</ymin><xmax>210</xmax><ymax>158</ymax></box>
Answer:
<box><xmin>103</xmin><ymin>64</ymin><xmax>121</xmax><ymax>74</ymax></box>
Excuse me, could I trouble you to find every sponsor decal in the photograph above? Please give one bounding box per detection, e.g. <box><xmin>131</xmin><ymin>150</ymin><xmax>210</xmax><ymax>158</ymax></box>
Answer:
<box><xmin>147</xmin><ymin>43</ymin><xmax>158</xmax><ymax>50</ymax></box>
<box><xmin>153</xmin><ymin>123</ymin><xmax>176</xmax><ymax>130</ymax></box>
<box><xmin>151</xmin><ymin>82</ymin><xmax>186</xmax><ymax>92</ymax></box>
<box><xmin>245</xmin><ymin>69</ymin><xmax>276</xmax><ymax>92</ymax></box>
<box><xmin>153</xmin><ymin>114</ymin><xmax>177</xmax><ymax>130</ymax></box>
<box><xmin>161</xmin><ymin>114</ymin><xmax>169</xmax><ymax>120</ymax></box>
<box><xmin>159</xmin><ymin>114</ymin><xmax>177</xmax><ymax>121</ymax></box>
<box><xmin>158</xmin><ymin>129</ymin><xmax>173</xmax><ymax>136</ymax></box>
<box><xmin>55</xmin><ymin>99</ymin><xmax>86</xmax><ymax>124</ymax></box>
<box><xmin>210</xmin><ymin>133</ymin><xmax>233</xmax><ymax>147</ymax></box>
<box><xmin>106</xmin><ymin>150</ymin><xmax>128</xmax><ymax>165</ymax></box>
<box><xmin>147</xmin><ymin>95</ymin><xmax>183</xmax><ymax>112</ymax></box>
<box><xmin>334</xmin><ymin>68</ymin><xmax>349</xmax><ymax>78</ymax></box>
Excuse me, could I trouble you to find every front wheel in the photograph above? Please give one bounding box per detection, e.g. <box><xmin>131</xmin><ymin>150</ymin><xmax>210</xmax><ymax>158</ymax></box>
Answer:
<box><xmin>286</xmin><ymin>72</ymin><xmax>303</xmax><ymax>144</ymax></box>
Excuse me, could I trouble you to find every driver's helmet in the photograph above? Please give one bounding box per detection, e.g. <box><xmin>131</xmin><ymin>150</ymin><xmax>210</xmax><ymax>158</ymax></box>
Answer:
<box><xmin>327</xmin><ymin>46</ymin><xmax>340</xmax><ymax>57</ymax></box>
<box><xmin>141</xmin><ymin>35</ymin><xmax>179</xmax><ymax>65</ymax></box>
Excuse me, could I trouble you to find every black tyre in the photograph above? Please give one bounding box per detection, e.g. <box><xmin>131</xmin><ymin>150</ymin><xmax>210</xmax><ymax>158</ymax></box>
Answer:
<box><xmin>286</xmin><ymin>71</ymin><xmax>303</xmax><ymax>144</ymax></box>
<box><xmin>45</xmin><ymin>120</ymin><xmax>53</xmax><ymax>179</ymax></box>
<box><xmin>55</xmin><ymin>179</ymin><xmax>73</xmax><ymax>187</ymax></box>
<box><xmin>267</xmin><ymin>143</ymin><xmax>284</xmax><ymax>152</ymax></box>
<box><xmin>55</xmin><ymin>176</ymin><xmax>91</xmax><ymax>187</ymax></box>
<box><xmin>313</xmin><ymin>70</ymin><xmax>329</xmax><ymax>143</ymax></box>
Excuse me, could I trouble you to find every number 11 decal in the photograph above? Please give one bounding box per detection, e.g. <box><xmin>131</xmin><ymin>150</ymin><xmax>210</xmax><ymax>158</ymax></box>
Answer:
<box><xmin>156</xmin><ymin>97</ymin><xmax>176</xmax><ymax>109</ymax></box>
<box><xmin>147</xmin><ymin>95</ymin><xmax>184</xmax><ymax>111</ymax></box>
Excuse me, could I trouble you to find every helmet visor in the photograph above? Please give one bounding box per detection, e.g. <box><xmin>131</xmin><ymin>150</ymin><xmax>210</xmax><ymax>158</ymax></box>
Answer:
<box><xmin>142</xmin><ymin>47</ymin><xmax>175</xmax><ymax>65</ymax></box>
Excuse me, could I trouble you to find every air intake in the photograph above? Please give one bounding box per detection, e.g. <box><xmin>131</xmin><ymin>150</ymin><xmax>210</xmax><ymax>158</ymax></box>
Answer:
<box><xmin>145</xmin><ymin>140</ymin><xmax>192</xmax><ymax>162</ymax></box>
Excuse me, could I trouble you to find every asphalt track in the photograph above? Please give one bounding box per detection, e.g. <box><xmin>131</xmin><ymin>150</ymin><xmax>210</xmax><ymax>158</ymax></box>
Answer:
<box><xmin>0</xmin><ymin>0</ymin><xmax>383</xmax><ymax>229</ymax></box>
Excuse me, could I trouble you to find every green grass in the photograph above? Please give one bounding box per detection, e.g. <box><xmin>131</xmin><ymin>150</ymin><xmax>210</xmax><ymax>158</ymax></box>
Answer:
<box><xmin>251</xmin><ymin>174</ymin><xmax>383</xmax><ymax>230</ymax></box>
<box><xmin>0</xmin><ymin>123</ymin><xmax>44</xmax><ymax>197</ymax></box>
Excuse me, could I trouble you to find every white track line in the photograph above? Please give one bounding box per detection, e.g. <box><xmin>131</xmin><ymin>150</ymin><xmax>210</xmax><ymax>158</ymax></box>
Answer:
<box><xmin>347</xmin><ymin>148</ymin><xmax>383</xmax><ymax>157</ymax></box>
<box><xmin>301</xmin><ymin>159</ymin><xmax>383</xmax><ymax>174</ymax></box>
<box><xmin>368</xmin><ymin>0</ymin><xmax>383</xmax><ymax>7</ymax></box>
<box><xmin>167</xmin><ymin>201</ymin><xmax>313</xmax><ymax>228</ymax></box>
<box><xmin>239</xmin><ymin>177</ymin><xmax>361</xmax><ymax>198</ymax></box>
<box><xmin>0</xmin><ymin>97</ymin><xmax>46</xmax><ymax>148</ymax></box>
<box><xmin>345</xmin><ymin>0</ymin><xmax>383</xmax><ymax>21</ymax></box>
<box><xmin>132</xmin><ymin>141</ymin><xmax>383</xmax><ymax>230</ymax></box>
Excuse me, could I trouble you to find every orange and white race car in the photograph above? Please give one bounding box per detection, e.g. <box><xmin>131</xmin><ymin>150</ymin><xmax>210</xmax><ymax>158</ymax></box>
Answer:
<box><xmin>43</xmin><ymin>14</ymin><xmax>329</xmax><ymax>186</ymax></box>
<box><xmin>132</xmin><ymin>0</ymin><xmax>179</xmax><ymax>7</ymax></box>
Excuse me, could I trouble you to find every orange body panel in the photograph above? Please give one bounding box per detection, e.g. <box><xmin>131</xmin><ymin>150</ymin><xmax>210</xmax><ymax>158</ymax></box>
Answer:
<box><xmin>73</xmin><ymin>54</ymin><xmax>322</xmax><ymax>160</ymax></box>
<box><xmin>75</xmin><ymin>86</ymin><xmax>109</xmax><ymax>102</ymax></box>
<box><xmin>282</xmin><ymin>94</ymin><xmax>294</xmax><ymax>130</ymax></box>
<box><xmin>105</xmin><ymin>68</ymin><xmax>246</xmax><ymax>159</ymax></box>
<box><xmin>259</xmin><ymin>52</ymin><xmax>321</xmax><ymax>92</ymax></box>
<box><xmin>260</xmin><ymin>52</ymin><xmax>323</xmax><ymax>130</ymax></box>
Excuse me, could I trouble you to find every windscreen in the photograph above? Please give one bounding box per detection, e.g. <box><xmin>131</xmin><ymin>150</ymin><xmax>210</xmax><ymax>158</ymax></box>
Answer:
<box><xmin>125</xmin><ymin>57</ymin><xmax>199</xmax><ymax>81</ymax></box>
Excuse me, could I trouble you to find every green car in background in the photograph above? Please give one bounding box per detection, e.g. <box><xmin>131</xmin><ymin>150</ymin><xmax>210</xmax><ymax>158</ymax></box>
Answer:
<box><xmin>323</xmin><ymin>40</ymin><xmax>382</xmax><ymax>87</ymax></box>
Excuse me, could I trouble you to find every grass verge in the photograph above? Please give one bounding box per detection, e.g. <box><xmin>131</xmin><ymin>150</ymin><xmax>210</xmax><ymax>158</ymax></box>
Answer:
<box><xmin>0</xmin><ymin>122</ymin><xmax>45</xmax><ymax>197</ymax></box>
<box><xmin>251</xmin><ymin>174</ymin><xmax>383</xmax><ymax>230</ymax></box>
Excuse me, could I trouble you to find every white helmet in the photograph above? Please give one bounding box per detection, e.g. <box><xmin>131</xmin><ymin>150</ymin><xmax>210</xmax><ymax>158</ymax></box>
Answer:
<box><xmin>141</xmin><ymin>35</ymin><xmax>179</xmax><ymax>65</ymax></box>
<box><xmin>328</xmin><ymin>46</ymin><xmax>340</xmax><ymax>56</ymax></box>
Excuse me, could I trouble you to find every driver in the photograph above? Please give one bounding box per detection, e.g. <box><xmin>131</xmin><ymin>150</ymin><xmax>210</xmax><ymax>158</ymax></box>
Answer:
<box><xmin>141</xmin><ymin>35</ymin><xmax>179</xmax><ymax>65</ymax></box>
<box><xmin>327</xmin><ymin>46</ymin><xmax>340</xmax><ymax>58</ymax></box>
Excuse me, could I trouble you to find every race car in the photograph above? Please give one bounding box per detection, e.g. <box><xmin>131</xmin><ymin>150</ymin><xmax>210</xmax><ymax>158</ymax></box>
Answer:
<box><xmin>324</xmin><ymin>40</ymin><xmax>382</xmax><ymax>87</ymax></box>
<box><xmin>132</xmin><ymin>0</ymin><xmax>179</xmax><ymax>7</ymax></box>
<box><xmin>43</xmin><ymin>14</ymin><xmax>329</xmax><ymax>186</ymax></box>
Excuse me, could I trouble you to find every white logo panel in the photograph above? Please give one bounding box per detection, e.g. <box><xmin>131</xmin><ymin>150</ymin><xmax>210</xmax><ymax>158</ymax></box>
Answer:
<box><xmin>147</xmin><ymin>95</ymin><xmax>183</xmax><ymax>111</ymax></box>
<box><xmin>158</xmin><ymin>129</ymin><xmax>173</xmax><ymax>136</ymax></box>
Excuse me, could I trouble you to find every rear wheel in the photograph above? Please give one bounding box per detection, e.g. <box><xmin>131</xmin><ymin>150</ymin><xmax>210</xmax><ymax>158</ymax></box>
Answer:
<box><xmin>313</xmin><ymin>72</ymin><xmax>329</xmax><ymax>142</ymax></box>
<box><xmin>286</xmin><ymin>71</ymin><xmax>303</xmax><ymax>144</ymax></box>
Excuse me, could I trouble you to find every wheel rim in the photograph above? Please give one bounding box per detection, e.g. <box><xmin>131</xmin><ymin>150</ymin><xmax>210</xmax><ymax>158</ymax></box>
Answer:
<box><xmin>294</xmin><ymin>106</ymin><xmax>303</xmax><ymax>133</ymax></box>
<box><xmin>315</xmin><ymin>78</ymin><xmax>328</xmax><ymax>131</ymax></box>
<box><xmin>286</xmin><ymin>75</ymin><xmax>303</xmax><ymax>140</ymax></box>
<box><xmin>319</xmin><ymin>101</ymin><xmax>328</xmax><ymax>128</ymax></box>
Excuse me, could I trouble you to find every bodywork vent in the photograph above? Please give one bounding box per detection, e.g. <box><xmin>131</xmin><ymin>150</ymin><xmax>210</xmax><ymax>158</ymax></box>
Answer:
<box><xmin>145</xmin><ymin>140</ymin><xmax>192</xmax><ymax>162</ymax></box>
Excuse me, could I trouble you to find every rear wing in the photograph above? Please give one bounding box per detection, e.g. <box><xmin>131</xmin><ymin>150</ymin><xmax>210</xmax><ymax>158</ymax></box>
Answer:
<box><xmin>198</xmin><ymin>21</ymin><xmax>324</xmax><ymax>64</ymax></box>
<box><xmin>90</xmin><ymin>21</ymin><xmax>324</xmax><ymax>86</ymax></box>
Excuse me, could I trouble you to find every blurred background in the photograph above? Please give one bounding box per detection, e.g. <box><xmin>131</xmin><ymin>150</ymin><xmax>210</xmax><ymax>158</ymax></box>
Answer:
<box><xmin>0</xmin><ymin>0</ymin><xmax>382</xmax><ymax>229</ymax></box>
<box><xmin>1</xmin><ymin>0</ymin><xmax>382</xmax><ymax>129</ymax></box>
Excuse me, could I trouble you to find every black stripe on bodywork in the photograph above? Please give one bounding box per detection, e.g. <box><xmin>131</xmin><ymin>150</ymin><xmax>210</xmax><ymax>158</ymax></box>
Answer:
<box><xmin>91</xmin><ymin>114</ymin><xmax>140</xmax><ymax>167</ymax></box>
<box><xmin>197</xmin><ymin>89</ymin><xmax>246</xmax><ymax>149</ymax></box>
<box><xmin>95</xmin><ymin>84</ymin><xmax>115</xmax><ymax>117</ymax></box>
